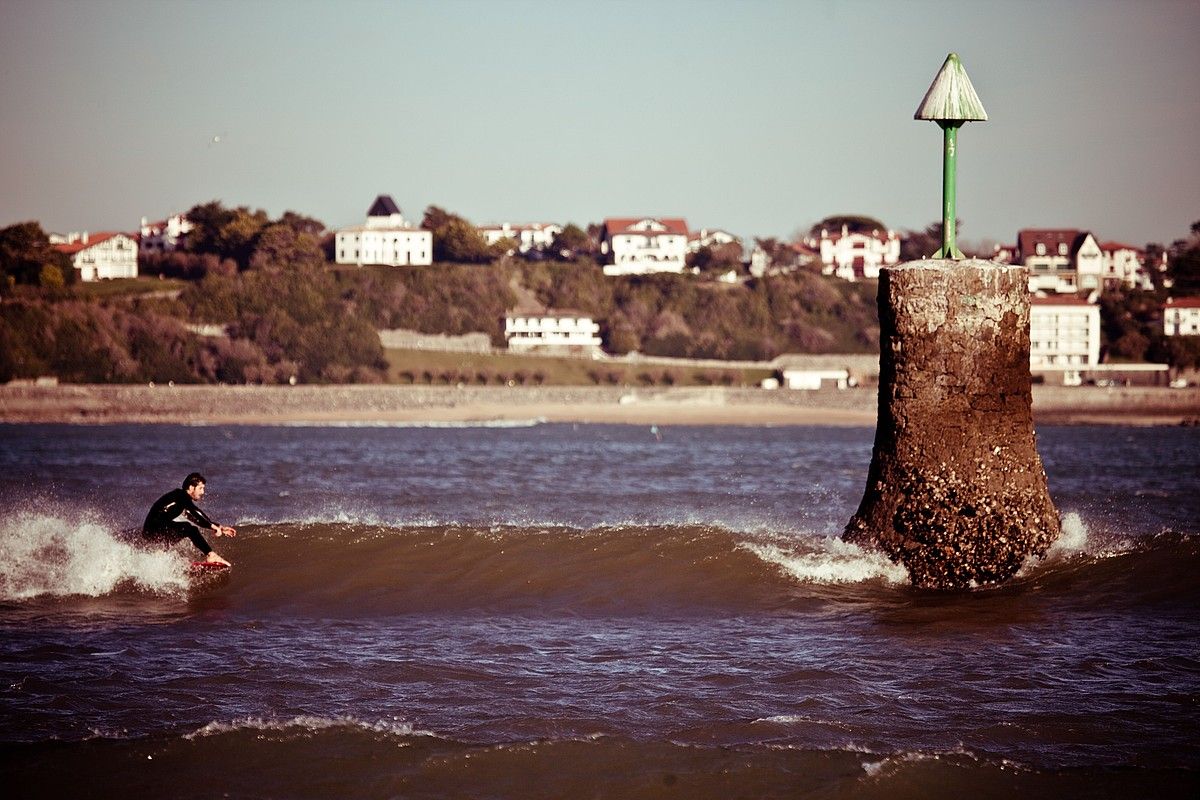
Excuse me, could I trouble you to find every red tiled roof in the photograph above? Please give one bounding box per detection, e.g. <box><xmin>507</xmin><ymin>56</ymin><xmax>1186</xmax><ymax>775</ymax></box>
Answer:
<box><xmin>1165</xmin><ymin>297</ymin><xmax>1200</xmax><ymax>308</ymax></box>
<box><xmin>603</xmin><ymin>217</ymin><xmax>689</xmax><ymax>237</ymax></box>
<box><xmin>1017</xmin><ymin>228</ymin><xmax>1080</xmax><ymax>257</ymax></box>
<box><xmin>52</xmin><ymin>232</ymin><xmax>129</xmax><ymax>255</ymax></box>
<box><xmin>1099</xmin><ymin>241</ymin><xmax>1142</xmax><ymax>253</ymax></box>
<box><xmin>1029</xmin><ymin>295</ymin><xmax>1093</xmax><ymax>306</ymax></box>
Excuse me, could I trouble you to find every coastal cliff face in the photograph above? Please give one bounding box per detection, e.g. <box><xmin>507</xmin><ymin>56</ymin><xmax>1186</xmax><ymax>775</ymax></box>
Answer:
<box><xmin>844</xmin><ymin>260</ymin><xmax>1061</xmax><ymax>589</ymax></box>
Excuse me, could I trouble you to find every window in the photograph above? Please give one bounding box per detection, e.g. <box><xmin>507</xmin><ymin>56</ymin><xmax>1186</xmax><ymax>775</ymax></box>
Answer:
<box><xmin>1036</xmin><ymin>243</ymin><xmax>1046</xmax><ymax>255</ymax></box>
<box><xmin>1058</xmin><ymin>243</ymin><xmax>1068</xmax><ymax>255</ymax></box>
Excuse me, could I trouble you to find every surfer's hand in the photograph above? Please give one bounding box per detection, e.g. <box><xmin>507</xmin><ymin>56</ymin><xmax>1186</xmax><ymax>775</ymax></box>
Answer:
<box><xmin>217</xmin><ymin>525</ymin><xmax>237</xmax><ymax>537</ymax></box>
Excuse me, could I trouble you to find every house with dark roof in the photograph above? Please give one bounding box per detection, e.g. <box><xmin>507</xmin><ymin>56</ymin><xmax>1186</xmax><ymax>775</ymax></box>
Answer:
<box><xmin>1015</xmin><ymin>228</ymin><xmax>1156</xmax><ymax>293</ymax></box>
<box><xmin>599</xmin><ymin>217</ymin><xmax>690</xmax><ymax>276</ymax></box>
<box><xmin>334</xmin><ymin>194</ymin><xmax>432</xmax><ymax>267</ymax></box>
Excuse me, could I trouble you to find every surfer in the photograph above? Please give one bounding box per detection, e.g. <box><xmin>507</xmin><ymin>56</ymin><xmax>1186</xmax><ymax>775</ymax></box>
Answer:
<box><xmin>142</xmin><ymin>473</ymin><xmax>237</xmax><ymax>566</ymax></box>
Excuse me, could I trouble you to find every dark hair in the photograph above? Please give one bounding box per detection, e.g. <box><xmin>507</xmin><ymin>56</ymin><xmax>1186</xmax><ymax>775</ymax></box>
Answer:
<box><xmin>183</xmin><ymin>472</ymin><xmax>207</xmax><ymax>490</ymax></box>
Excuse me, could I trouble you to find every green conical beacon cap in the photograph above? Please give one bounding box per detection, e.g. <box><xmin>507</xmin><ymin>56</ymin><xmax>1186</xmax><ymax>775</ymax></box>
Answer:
<box><xmin>914</xmin><ymin>52</ymin><xmax>988</xmax><ymax>122</ymax></box>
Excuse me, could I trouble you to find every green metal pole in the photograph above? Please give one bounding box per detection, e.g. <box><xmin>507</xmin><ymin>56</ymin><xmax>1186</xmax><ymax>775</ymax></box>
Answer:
<box><xmin>940</xmin><ymin>122</ymin><xmax>959</xmax><ymax>258</ymax></box>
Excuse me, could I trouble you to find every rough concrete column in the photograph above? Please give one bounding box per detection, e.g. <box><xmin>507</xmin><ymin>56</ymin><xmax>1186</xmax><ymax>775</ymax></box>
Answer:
<box><xmin>843</xmin><ymin>259</ymin><xmax>1060</xmax><ymax>589</ymax></box>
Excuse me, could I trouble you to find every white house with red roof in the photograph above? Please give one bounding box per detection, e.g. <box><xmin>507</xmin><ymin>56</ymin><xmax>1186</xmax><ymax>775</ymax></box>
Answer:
<box><xmin>504</xmin><ymin>309</ymin><xmax>603</xmax><ymax>354</ymax></box>
<box><xmin>139</xmin><ymin>213</ymin><xmax>193</xmax><ymax>255</ymax></box>
<box><xmin>805</xmin><ymin>224</ymin><xmax>900</xmax><ymax>281</ymax></box>
<box><xmin>479</xmin><ymin>222</ymin><xmax>563</xmax><ymax>255</ymax></box>
<box><xmin>600</xmin><ymin>217</ymin><xmax>689</xmax><ymax>276</ymax></box>
<box><xmin>1029</xmin><ymin>294</ymin><xmax>1101</xmax><ymax>385</ymax></box>
<box><xmin>335</xmin><ymin>195</ymin><xmax>432</xmax><ymax>267</ymax></box>
<box><xmin>52</xmin><ymin>232</ymin><xmax>138</xmax><ymax>281</ymax></box>
<box><xmin>1163</xmin><ymin>297</ymin><xmax>1200</xmax><ymax>337</ymax></box>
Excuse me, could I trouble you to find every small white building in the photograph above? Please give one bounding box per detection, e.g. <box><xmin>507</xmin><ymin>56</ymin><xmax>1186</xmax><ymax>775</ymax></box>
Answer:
<box><xmin>600</xmin><ymin>217</ymin><xmax>689</xmax><ymax>276</ymax></box>
<box><xmin>335</xmin><ymin>195</ymin><xmax>432</xmax><ymax>267</ymax></box>
<box><xmin>806</xmin><ymin>225</ymin><xmax>900</xmax><ymax>281</ymax></box>
<box><xmin>1029</xmin><ymin>295</ymin><xmax>1102</xmax><ymax>385</ymax></box>
<box><xmin>139</xmin><ymin>213</ymin><xmax>192</xmax><ymax>254</ymax></box>
<box><xmin>1099</xmin><ymin>241</ymin><xmax>1154</xmax><ymax>291</ymax></box>
<box><xmin>479</xmin><ymin>222</ymin><xmax>563</xmax><ymax>255</ymax></box>
<box><xmin>52</xmin><ymin>232</ymin><xmax>138</xmax><ymax>281</ymax></box>
<box><xmin>505</xmin><ymin>309</ymin><xmax>603</xmax><ymax>354</ymax></box>
<box><xmin>1163</xmin><ymin>297</ymin><xmax>1200</xmax><ymax>337</ymax></box>
<box><xmin>1019</xmin><ymin>229</ymin><xmax>1080</xmax><ymax>293</ymax></box>
<box><xmin>687</xmin><ymin>228</ymin><xmax>740</xmax><ymax>253</ymax></box>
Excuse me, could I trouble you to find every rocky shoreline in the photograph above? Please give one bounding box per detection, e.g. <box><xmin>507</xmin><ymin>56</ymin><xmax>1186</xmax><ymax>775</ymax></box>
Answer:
<box><xmin>1</xmin><ymin>383</ymin><xmax>1197</xmax><ymax>426</ymax></box>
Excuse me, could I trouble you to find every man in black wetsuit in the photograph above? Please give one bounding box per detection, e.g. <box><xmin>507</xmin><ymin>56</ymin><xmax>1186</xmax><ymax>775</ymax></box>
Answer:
<box><xmin>143</xmin><ymin>472</ymin><xmax>237</xmax><ymax>566</ymax></box>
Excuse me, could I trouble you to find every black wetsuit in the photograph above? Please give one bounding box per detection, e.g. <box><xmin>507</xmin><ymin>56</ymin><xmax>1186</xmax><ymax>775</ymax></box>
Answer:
<box><xmin>142</xmin><ymin>489</ymin><xmax>217</xmax><ymax>555</ymax></box>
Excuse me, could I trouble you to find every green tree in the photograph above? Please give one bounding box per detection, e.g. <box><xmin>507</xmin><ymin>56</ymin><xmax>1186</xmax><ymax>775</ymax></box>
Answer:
<box><xmin>1167</xmin><ymin>220</ymin><xmax>1200</xmax><ymax>296</ymax></box>
<box><xmin>808</xmin><ymin>214</ymin><xmax>888</xmax><ymax>238</ymax></box>
<box><xmin>551</xmin><ymin>224</ymin><xmax>593</xmax><ymax>260</ymax></box>
<box><xmin>0</xmin><ymin>221</ymin><xmax>74</xmax><ymax>291</ymax></box>
<box><xmin>184</xmin><ymin>201</ymin><xmax>270</xmax><ymax>268</ymax></box>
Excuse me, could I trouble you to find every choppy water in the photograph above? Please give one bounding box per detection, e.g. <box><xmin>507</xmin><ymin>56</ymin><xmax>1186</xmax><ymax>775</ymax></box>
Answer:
<box><xmin>1</xmin><ymin>422</ymin><xmax>1197</xmax><ymax>798</ymax></box>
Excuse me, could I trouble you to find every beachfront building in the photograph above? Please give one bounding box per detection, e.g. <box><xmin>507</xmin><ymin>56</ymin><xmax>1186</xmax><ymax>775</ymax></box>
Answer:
<box><xmin>1029</xmin><ymin>295</ymin><xmax>1101</xmax><ymax>385</ymax></box>
<box><xmin>1163</xmin><ymin>297</ymin><xmax>1200</xmax><ymax>337</ymax></box>
<box><xmin>138</xmin><ymin>213</ymin><xmax>193</xmax><ymax>255</ymax></box>
<box><xmin>335</xmin><ymin>195</ymin><xmax>432</xmax><ymax>267</ymax></box>
<box><xmin>504</xmin><ymin>310</ymin><xmax>603</xmax><ymax>355</ymax></box>
<box><xmin>806</xmin><ymin>225</ymin><xmax>900</xmax><ymax>281</ymax></box>
<box><xmin>52</xmin><ymin>232</ymin><xmax>138</xmax><ymax>281</ymax></box>
<box><xmin>599</xmin><ymin>217</ymin><xmax>689</xmax><ymax>276</ymax></box>
<box><xmin>479</xmin><ymin>223</ymin><xmax>563</xmax><ymax>256</ymax></box>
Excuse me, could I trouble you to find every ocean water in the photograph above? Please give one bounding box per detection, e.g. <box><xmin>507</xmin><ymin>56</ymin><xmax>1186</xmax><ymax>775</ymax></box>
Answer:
<box><xmin>0</xmin><ymin>422</ymin><xmax>1197</xmax><ymax>798</ymax></box>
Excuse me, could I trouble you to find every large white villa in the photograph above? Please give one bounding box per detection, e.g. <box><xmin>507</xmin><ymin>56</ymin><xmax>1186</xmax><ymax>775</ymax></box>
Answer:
<box><xmin>335</xmin><ymin>195</ymin><xmax>432</xmax><ymax>267</ymax></box>
<box><xmin>600</xmin><ymin>217</ymin><xmax>689</xmax><ymax>276</ymax></box>
<box><xmin>52</xmin><ymin>231</ymin><xmax>138</xmax><ymax>281</ymax></box>
<box><xmin>805</xmin><ymin>225</ymin><xmax>901</xmax><ymax>281</ymax></box>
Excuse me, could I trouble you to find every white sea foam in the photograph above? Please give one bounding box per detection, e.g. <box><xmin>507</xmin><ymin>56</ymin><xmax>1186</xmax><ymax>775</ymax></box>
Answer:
<box><xmin>187</xmin><ymin>715</ymin><xmax>433</xmax><ymax>739</ymax></box>
<box><xmin>1046</xmin><ymin>512</ymin><xmax>1090</xmax><ymax>557</ymax></box>
<box><xmin>741</xmin><ymin>537</ymin><xmax>909</xmax><ymax>585</ymax></box>
<box><xmin>0</xmin><ymin>513</ymin><xmax>189</xmax><ymax>600</ymax></box>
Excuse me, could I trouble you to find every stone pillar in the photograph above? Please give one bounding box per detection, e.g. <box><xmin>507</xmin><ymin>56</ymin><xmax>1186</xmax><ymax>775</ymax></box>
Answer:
<box><xmin>843</xmin><ymin>259</ymin><xmax>1059</xmax><ymax>589</ymax></box>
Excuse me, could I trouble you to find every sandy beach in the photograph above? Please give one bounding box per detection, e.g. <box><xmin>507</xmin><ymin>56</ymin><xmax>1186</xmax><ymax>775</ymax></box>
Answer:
<box><xmin>2</xmin><ymin>383</ymin><xmax>1197</xmax><ymax>426</ymax></box>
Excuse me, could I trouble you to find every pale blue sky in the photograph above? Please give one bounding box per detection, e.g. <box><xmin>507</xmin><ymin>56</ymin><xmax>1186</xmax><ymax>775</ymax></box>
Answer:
<box><xmin>1</xmin><ymin>0</ymin><xmax>1197</xmax><ymax>248</ymax></box>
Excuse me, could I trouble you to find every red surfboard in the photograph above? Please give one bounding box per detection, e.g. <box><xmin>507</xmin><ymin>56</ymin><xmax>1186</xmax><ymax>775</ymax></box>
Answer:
<box><xmin>190</xmin><ymin>561</ymin><xmax>231</xmax><ymax>571</ymax></box>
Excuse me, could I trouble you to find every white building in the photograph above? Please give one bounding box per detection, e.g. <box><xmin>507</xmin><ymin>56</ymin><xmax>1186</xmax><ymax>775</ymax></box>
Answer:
<box><xmin>478</xmin><ymin>222</ymin><xmax>563</xmax><ymax>255</ymax></box>
<box><xmin>600</xmin><ymin>217</ymin><xmax>689</xmax><ymax>276</ymax></box>
<box><xmin>1029</xmin><ymin>295</ymin><xmax>1101</xmax><ymax>385</ymax></box>
<box><xmin>1163</xmin><ymin>297</ymin><xmax>1200</xmax><ymax>336</ymax></box>
<box><xmin>335</xmin><ymin>195</ymin><xmax>432</xmax><ymax>267</ymax></box>
<box><xmin>52</xmin><ymin>232</ymin><xmax>138</xmax><ymax>281</ymax></box>
<box><xmin>1011</xmin><ymin>230</ymin><xmax>1160</xmax><ymax>293</ymax></box>
<box><xmin>139</xmin><ymin>213</ymin><xmax>192</xmax><ymax>254</ymax></box>
<box><xmin>687</xmin><ymin>228</ymin><xmax>740</xmax><ymax>253</ymax></box>
<box><xmin>505</xmin><ymin>310</ymin><xmax>603</xmax><ymax>354</ymax></box>
<box><xmin>806</xmin><ymin>225</ymin><xmax>900</xmax><ymax>281</ymax></box>
<box><xmin>1099</xmin><ymin>241</ymin><xmax>1154</xmax><ymax>291</ymax></box>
